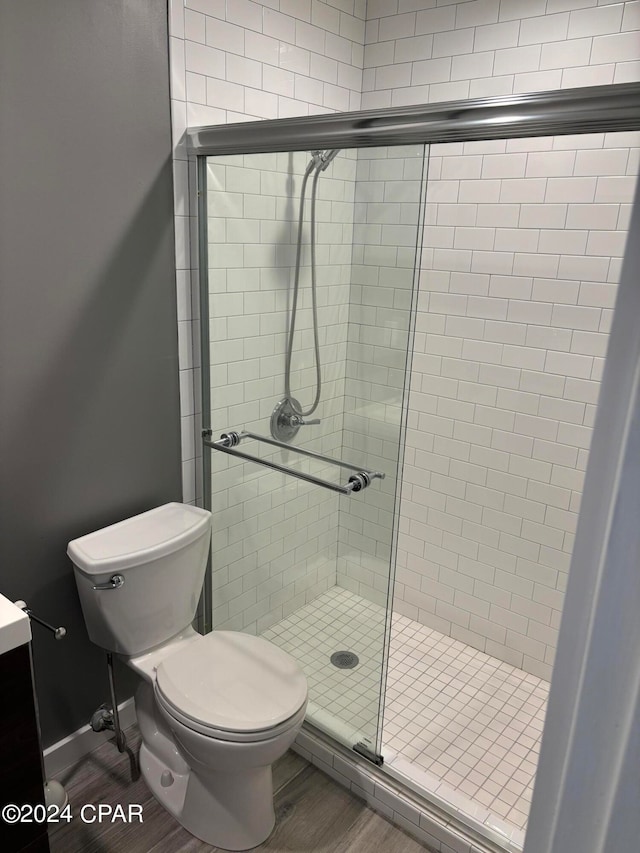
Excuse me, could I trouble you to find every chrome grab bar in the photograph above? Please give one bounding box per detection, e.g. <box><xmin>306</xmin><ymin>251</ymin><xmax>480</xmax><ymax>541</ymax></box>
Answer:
<box><xmin>203</xmin><ymin>430</ymin><xmax>385</xmax><ymax>496</ymax></box>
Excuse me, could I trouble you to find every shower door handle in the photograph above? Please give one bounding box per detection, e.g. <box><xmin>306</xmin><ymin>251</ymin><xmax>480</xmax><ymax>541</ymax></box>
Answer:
<box><xmin>204</xmin><ymin>430</ymin><xmax>385</xmax><ymax>496</ymax></box>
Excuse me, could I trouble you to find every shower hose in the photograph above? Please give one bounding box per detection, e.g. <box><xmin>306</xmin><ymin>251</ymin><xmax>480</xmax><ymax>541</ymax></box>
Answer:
<box><xmin>283</xmin><ymin>153</ymin><xmax>324</xmax><ymax>418</ymax></box>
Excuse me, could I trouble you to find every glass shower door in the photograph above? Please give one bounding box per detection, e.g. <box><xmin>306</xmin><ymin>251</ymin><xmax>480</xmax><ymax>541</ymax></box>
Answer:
<box><xmin>199</xmin><ymin>143</ymin><xmax>426</xmax><ymax>758</ymax></box>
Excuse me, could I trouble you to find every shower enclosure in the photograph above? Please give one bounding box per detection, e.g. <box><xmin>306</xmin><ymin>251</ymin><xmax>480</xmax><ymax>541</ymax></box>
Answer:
<box><xmin>190</xmin><ymin>83</ymin><xmax>640</xmax><ymax>851</ymax></box>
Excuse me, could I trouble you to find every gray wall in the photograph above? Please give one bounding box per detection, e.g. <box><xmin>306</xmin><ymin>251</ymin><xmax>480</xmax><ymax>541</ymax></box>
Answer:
<box><xmin>0</xmin><ymin>0</ymin><xmax>181</xmax><ymax>747</ymax></box>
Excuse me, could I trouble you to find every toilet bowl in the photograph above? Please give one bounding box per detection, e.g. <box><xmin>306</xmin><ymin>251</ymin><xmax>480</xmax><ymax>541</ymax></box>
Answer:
<box><xmin>68</xmin><ymin>503</ymin><xmax>308</xmax><ymax>850</ymax></box>
<box><xmin>130</xmin><ymin>627</ymin><xmax>307</xmax><ymax>849</ymax></box>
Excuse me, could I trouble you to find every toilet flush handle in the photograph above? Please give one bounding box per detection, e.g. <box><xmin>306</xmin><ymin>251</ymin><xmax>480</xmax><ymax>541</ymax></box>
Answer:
<box><xmin>92</xmin><ymin>574</ymin><xmax>125</xmax><ymax>591</ymax></box>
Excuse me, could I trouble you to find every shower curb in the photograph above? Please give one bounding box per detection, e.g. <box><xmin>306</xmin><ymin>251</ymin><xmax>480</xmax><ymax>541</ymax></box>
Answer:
<box><xmin>293</xmin><ymin>721</ymin><xmax>524</xmax><ymax>853</ymax></box>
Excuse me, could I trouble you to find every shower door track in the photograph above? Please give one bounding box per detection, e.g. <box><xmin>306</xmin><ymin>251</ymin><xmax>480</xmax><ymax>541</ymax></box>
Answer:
<box><xmin>188</xmin><ymin>82</ymin><xmax>640</xmax><ymax>155</ymax></box>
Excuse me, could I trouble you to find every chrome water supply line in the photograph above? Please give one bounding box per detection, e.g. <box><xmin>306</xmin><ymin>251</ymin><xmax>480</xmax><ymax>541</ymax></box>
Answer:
<box><xmin>89</xmin><ymin>653</ymin><xmax>127</xmax><ymax>753</ymax></box>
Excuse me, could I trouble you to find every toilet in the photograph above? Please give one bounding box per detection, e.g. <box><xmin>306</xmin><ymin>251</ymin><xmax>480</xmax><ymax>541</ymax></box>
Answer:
<box><xmin>68</xmin><ymin>502</ymin><xmax>308</xmax><ymax>851</ymax></box>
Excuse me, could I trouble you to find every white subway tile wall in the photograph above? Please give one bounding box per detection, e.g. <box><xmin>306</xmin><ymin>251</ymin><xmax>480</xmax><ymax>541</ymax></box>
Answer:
<box><xmin>206</xmin><ymin>149</ymin><xmax>355</xmax><ymax>632</ymax></box>
<box><xmin>338</xmin><ymin>145</ymin><xmax>425</xmax><ymax>608</ymax></box>
<box><xmin>358</xmin><ymin>0</ymin><xmax>638</xmax><ymax>678</ymax></box>
<box><xmin>206</xmin><ymin>144</ymin><xmax>422</xmax><ymax>633</ymax></box>
<box><xmin>362</xmin><ymin>0</ymin><xmax>639</xmax><ymax>108</ymax></box>
<box><xmin>393</xmin><ymin>133</ymin><xmax>638</xmax><ymax>678</ymax></box>
<box><xmin>169</xmin><ymin>0</ymin><xmax>366</xmax><ymax>508</ymax></box>
<box><xmin>169</xmin><ymin>0</ymin><xmax>367</xmax><ymax>633</ymax></box>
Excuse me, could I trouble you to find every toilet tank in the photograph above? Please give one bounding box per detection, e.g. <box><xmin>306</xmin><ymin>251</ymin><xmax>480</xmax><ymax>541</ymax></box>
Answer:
<box><xmin>68</xmin><ymin>503</ymin><xmax>212</xmax><ymax>655</ymax></box>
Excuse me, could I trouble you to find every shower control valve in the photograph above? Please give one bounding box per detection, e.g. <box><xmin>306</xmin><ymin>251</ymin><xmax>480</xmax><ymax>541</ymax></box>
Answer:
<box><xmin>270</xmin><ymin>398</ymin><xmax>320</xmax><ymax>442</ymax></box>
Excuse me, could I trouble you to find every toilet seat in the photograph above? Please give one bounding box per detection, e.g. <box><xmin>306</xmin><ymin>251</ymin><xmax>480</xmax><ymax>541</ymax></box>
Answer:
<box><xmin>155</xmin><ymin>687</ymin><xmax>307</xmax><ymax>743</ymax></box>
<box><xmin>155</xmin><ymin>630</ymin><xmax>308</xmax><ymax>741</ymax></box>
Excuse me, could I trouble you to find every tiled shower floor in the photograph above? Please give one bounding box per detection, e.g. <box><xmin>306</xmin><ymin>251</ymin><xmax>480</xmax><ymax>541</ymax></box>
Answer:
<box><xmin>263</xmin><ymin>586</ymin><xmax>384</xmax><ymax>741</ymax></box>
<box><xmin>262</xmin><ymin>587</ymin><xmax>548</xmax><ymax>848</ymax></box>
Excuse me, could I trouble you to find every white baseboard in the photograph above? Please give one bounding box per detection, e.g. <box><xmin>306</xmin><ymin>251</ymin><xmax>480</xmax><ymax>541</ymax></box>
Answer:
<box><xmin>43</xmin><ymin>698</ymin><xmax>137</xmax><ymax>779</ymax></box>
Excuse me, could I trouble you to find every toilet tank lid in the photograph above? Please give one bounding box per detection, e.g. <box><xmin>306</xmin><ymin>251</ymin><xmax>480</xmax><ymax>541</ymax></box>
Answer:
<box><xmin>67</xmin><ymin>503</ymin><xmax>211</xmax><ymax>575</ymax></box>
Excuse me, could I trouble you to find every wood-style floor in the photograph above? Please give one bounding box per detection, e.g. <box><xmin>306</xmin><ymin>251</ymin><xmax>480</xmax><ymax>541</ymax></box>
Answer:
<box><xmin>48</xmin><ymin>727</ymin><xmax>429</xmax><ymax>852</ymax></box>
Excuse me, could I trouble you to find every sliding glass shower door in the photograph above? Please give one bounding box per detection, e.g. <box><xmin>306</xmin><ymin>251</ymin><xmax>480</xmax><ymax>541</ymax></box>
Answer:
<box><xmin>199</xmin><ymin>144</ymin><xmax>426</xmax><ymax>756</ymax></box>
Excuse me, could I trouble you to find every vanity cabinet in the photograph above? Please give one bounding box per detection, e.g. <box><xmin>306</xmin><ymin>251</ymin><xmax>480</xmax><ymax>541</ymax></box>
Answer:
<box><xmin>0</xmin><ymin>642</ymin><xmax>49</xmax><ymax>853</ymax></box>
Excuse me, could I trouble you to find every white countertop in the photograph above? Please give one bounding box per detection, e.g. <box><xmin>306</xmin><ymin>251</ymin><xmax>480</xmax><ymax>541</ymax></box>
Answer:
<box><xmin>0</xmin><ymin>593</ymin><xmax>31</xmax><ymax>655</ymax></box>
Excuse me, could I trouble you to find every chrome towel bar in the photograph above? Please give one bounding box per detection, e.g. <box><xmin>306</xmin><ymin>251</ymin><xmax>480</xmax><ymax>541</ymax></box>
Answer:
<box><xmin>203</xmin><ymin>430</ymin><xmax>385</xmax><ymax>496</ymax></box>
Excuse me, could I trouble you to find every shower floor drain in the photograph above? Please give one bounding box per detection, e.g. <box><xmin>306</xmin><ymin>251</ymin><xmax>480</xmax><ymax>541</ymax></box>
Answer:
<box><xmin>330</xmin><ymin>650</ymin><xmax>359</xmax><ymax>669</ymax></box>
